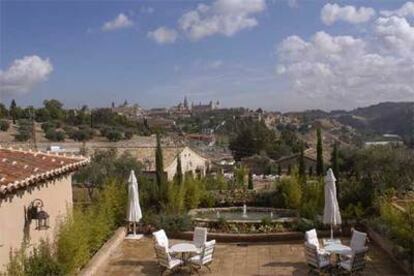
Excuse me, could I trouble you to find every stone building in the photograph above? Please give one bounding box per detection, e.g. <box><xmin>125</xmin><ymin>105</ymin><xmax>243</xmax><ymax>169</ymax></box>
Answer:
<box><xmin>0</xmin><ymin>147</ymin><xmax>89</xmax><ymax>271</ymax></box>
<box><xmin>118</xmin><ymin>146</ymin><xmax>209</xmax><ymax>181</ymax></box>
<box><xmin>274</xmin><ymin>153</ymin><xmax>317</xmax><ymax>175</ymax></box>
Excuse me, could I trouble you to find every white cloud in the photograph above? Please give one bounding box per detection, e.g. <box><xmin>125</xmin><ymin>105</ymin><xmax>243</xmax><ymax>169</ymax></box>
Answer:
<box><xmin>276</xmin><ymin>23</ymin><xmax>414</xmax><ymax>109</ymax></box>
<box><xmin>102</xmin><ymin>13</ymin><xmax>133</xmax><ymax>31</ymax></box>
<box><xmin>148</xmin><ymin>27</ymin><xmax>178</xmax><ymax>44</ymax></box>
<box><xmin>321</xmin><ymin>3</ymin><xmax>376</xmax><ymax>25</ymax></box>
<box><xmin>380</xmin><ymin>1</ymin><xmax>414</xmax><ymax>17</ymax></box>
<box><xmin>375</xmin><ymin>16</ymin><xmax>414</xmax><ymax>57</ymax></box>
<box><xmin>178</xmin><ymin>0</ymin><xmax>266</xmax><ymax>41</ymax></box>
<box><xmin>0</xmin><ymin>55</ymin><xmax>53</xmax><ymax>95</ymax></box>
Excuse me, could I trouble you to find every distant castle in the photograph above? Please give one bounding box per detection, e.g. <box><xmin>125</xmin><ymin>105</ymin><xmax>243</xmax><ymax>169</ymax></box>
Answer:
<box><xmin>174</xmin><ymin>96</ymin><xmax>219</xmax><ymax>113</ymax></box>
<box><xmin>111</xmin><ymin>100</ymin><xmax>145</xmax><ymax>119</ymax></box>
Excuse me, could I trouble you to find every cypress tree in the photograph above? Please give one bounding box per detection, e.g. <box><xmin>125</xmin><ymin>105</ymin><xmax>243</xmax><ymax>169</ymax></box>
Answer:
<box><xmin>316</xmin><ymin>128</ymin><xmax>324</xmax><ymax>176</ymax></box>
<box><xmin>155</xmin><ymin>133</ymin><xmax>166</xmax><ymax>204</ymax></box>
<box><xmin>298</xmin><ymin>142</ymin><xmax>306</xmax><ymax>181</ymax></box>
<box><xmin>248</xmin><ymin>171</ymin><xmax>253</xmax><ymax>190</ymax></box>
<box><xmin>331</xmin><ymin>142</ymin><xmax>339</xmax><ymax>178</ymax></box>
<box><xmin>175</xmin><ymin>153</ymin><xmax>183</xmax><ymax>185</ymax></box>
<box><xmin>10</xmin><ymin>99</ymin><xmax>17</xmax><ymax>124</ymax></box>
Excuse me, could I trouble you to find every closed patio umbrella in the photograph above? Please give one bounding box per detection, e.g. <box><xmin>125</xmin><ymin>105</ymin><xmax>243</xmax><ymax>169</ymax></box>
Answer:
<box><xmin>323</xmin><ymin>168</ymin><xmax>341</xmax><ymax>240</ymax></box>
<box><xmin>125</xmin><ymin>170</ymin><xmax>143</xmax><ymax>240</ymax></box>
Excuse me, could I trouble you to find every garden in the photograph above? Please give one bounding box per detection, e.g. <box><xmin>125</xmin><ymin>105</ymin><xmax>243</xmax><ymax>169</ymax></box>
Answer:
<box><xmin>4</xmin><ymin>134</ymin><xmax>414</xmax><ymax>275</ymax></box>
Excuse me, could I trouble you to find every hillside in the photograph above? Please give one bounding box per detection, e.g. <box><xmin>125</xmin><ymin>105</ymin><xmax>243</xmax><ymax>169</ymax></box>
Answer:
<box><xmin>332</xmin><ymin>102</ymin><xmax>414</xmax><ymax>142</ymax></box>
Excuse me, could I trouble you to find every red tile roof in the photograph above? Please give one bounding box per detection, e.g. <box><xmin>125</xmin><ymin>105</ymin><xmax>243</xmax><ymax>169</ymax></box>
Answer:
<box><xmin>0</xmin><ymin>147</ymin><xmax>89</xmax><ymax>195</ymax></box>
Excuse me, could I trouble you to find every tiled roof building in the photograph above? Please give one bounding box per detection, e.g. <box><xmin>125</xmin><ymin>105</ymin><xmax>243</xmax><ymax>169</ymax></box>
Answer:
<box><xmin>0</xmin><ymin>147</ymin><xmax>89</xmax><ymax>195</ymax></box>
<box><xmin>0</xmin><ymin>147</ymin><xmax>89</xmax><ymax>271</ymax></box>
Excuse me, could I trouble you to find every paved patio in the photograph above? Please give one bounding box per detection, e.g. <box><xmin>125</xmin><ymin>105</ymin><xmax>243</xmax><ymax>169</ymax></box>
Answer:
<box><xmin>97</xmin><ymin>237</ymin><xmax>406</xmax><ymax>275</ymax></box>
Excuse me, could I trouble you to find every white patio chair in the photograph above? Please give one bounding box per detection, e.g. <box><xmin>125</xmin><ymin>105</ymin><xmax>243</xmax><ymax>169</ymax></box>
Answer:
<box><xmin>154</xmin><ymin>244</ymin><xmax>183</xmax><ymax>275</ymax></box>
<box><xmin>189</xmin><ymin>239</ymin><xmax>216</xmax><ymax>272</ymax></box>
<box><xmin>350</xmin><ymin>229</ymin><xmax>367</xmax><ymax>251</ymax></box>
<box><xmin>304</xmin><ymin>242</ymin><xmax>331</xmax><ymax>275</ymax></box>
<box><xmin>305</xmin><ymin>229</ymin><xmax>326</xmax><ymax>254</ymax></box>
<box><xmin>341</xmin><ymin>229</ymin><xmax>367</xmax><ymax>260</ymax></box>
<box><xmin>153</xmin><ymin>229</ymin><xmax>169</xmax><ymax>249</ymax></box>
<box><xmin>338</xmin><ymin>247</ymin><xmax>368</xmax><ymax>275</ymax></box>
<box><xmin>193</xmin><ymin>227</ymin><xmax>207</xmax><ymax>252</ymax></box>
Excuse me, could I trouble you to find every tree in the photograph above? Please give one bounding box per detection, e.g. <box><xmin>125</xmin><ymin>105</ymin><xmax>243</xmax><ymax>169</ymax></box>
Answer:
<box><xmin>229</xmin><ymin>119</ymin><xmax>278</xmax><ymax>161</ymax></box>
<box><xmin>45</xmin><ymin>129</ymin><xmax>65</xmax><ymax>142</ymax></box>
<box><xmin>248</xmin><ymin>171</ymin><xmax>254</xmax><ymax>190</ymax></box>
<box><xmin>278</xmin><ymin>173</ymin><xmax>302</xmax><ymax>209</ymax></box>
<box><xmin>316</xmin><ymin>128</ymin><xmax>324</xmax><ymax>176</ymax></box>
<box><xmin>0</xmin><ymin>103</ymin><xmax>7</xmax><ymax>119</ymax></box>
<box><xmin>43</xmin><ymin>99</ymin><xmax>65</xmax><ymax>120</ymax></box>
<box><xmin>278</xmin><ymin>164</ymin><xmax>282</xmax><ymax>176</ymax></box>
<box><xmin>298</xmin><ymin>142</ymin><xmax>306</xmax><ymax>182</ymax></box>
<box><xmin>10</xmin><ymin>99</ymin><xmax>17</xmax><ymax>124</ymax></box>
<box><xmin>234</xmin><ymin>165</ymin><xmax>247</xmax><ymax>187</ymax></box>
<box><xmin>174</xmin><ymin>154</ymin><xmax>183</xmax><ymax>185</ymax></box>
<box><xmin>105</xmin><ymin>129</ymin><xmax>122</xmax><ymax>142</ymax></box>
<box><xmin>331</xmin><ymin>142</ymin><xmax>339</xmax><ymax>178</ymax></box>
<box><xmin>73</xmin><ymin>149</ymin><xmax>142</xmax><ymax>200</ymax></box>
<box><xmin>155</xmin><ymin>133</ymin><xmax>167</xmax><ymax>206</ymax></box>
<box><xmin>0</xmin><ymin>120</ymin><xmax>10</xmax><ymax>131</ymax></box>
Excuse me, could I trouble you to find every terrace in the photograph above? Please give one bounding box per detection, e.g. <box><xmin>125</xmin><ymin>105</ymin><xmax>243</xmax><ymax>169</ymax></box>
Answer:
<box><xmin>97</xmin><ymin>237</ymin><xmax>405</xmax><ymax>275</ymax></box>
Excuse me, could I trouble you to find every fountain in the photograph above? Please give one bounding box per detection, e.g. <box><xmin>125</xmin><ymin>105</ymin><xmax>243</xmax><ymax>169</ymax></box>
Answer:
<box><xmin>189</xmin><ymin>207</ymin><xmax>297</xmax><ymax>223</ymax></box>
<box><xmin>242</xmin><ymin>204</ymin><xmax>248</xmax><ymax>218</ymax></box>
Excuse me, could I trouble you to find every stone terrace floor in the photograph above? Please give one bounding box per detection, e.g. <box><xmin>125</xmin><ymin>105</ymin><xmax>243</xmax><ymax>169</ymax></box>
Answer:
<box><xmin>97</xmin><ymin>237</ymin><xmax>406</xmax><ymax>276</ymax></box>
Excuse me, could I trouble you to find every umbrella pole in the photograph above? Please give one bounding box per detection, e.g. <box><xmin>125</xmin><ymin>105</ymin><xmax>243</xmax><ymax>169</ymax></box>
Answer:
<box><xmin>133</xmin><ymin>222</ymin><xmax>136</xmax><ymax>235</ymax></box>
<box><xmin>330</xmin><ymin>225</ymin><xmax>333</xmax><ymax>240</ymax></box>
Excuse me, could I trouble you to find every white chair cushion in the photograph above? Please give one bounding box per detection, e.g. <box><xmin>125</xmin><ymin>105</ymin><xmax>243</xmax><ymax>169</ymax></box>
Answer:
<box><xmin>350</xmin><ymin>230</ymin><xmax>367</xmax><ymax>251</ymax></box>
<box><xmin>169</xmin><ymin>257</ymin><xmax>183</xmax><ymax>269</ymax></box>
<box><xmin>339</xmin><ymin>259</ymin><xmax>352</xmax><ymax>271</ymax></box>
<box><xmin>193</xmin><ymin>227</ymin><xmax>208</xmax><ymax>249</ymax></box>
<box><xmin>305</xmin><ymin>229</ymin><xmax>320</xmax><ymax>249</ymax></box>
<box><xmin>153</xmin><ymin>230</ymin><xmax>169</xmax><ymax>249</ymax></box>
<box><xmin>319</xmin><ymin>257</ymin><xmax>331</xmax><ymax>268</ymax></box>
<box><xmin>189</xmin><ymin>254</ymin><xmax>202</xmax><ymax>265</ymax></box>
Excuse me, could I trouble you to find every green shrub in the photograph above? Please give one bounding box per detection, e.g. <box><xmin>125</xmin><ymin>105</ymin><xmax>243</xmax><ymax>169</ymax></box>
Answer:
<box><xmin>14</xmin><ymin>130</ymin><xmax>31</xmax><ymax>142</ymax></box>
<box><xmin>69</xmin><ymin>128</ymin><xmax>94</xmax><ymax>141</ymax></box>
<box><xmin>295</xmin><ymin>218</ymin><xmax>316</xmax><ymax>232</ymax></box>
<box><xmin>45</xmin><ymin>129</ymin><xmax>65</xmax><ymax>141</ymax></box>
<box><xmin>183</xmin><ymin>176</ymin><xmax>203</xmax><ymax>210</ymax></box>
<box><xmin>124</xmin><ymin>130</ymin><xmax>134</xmax><ymax>140</ymax></box>
<box><xmin>55</xmin><ymin>179</ymin><xmax>127</xmax><ymax>274</ymax></box>
<box><xmin>199</xmin><ymin>191</ymin><xmax>216</xmax><ymax>208</ymax></box>
<box><xmin>300</xmin><ymin>179</ymin><xmax>324</xmax><ymax>219</ymax></box>
<box><xmin>41</xmin><ymin>122</ymin><xmax>56</xmax><ymax>132</ymax></box>
<box><xmin>277</xmin><ymin>176</ymin><xmax>302</xmax><ymax>209</ymax></box>
<box><xmin>7</xmin><ymin>240</ymin><xmax>64</xmax><ymax>276</ymax></box>
<box><xmin>156</xmin><ymin>213</ymin><xmax>192</xmax><ymax>234</ymax></box>
<box><xmin>0</xmin><ymin>120</ymin><xmax>10</xmax><ymax>131</ymax></box>
<box><xmin>105</xmin><ymin>129</ymin><xmax>122</xmax><ymax>142</ymax></box>
<box><xmin>261</xmin><ymin>217</ymin><xmax>272</xmax><ymax>226</ymax></box>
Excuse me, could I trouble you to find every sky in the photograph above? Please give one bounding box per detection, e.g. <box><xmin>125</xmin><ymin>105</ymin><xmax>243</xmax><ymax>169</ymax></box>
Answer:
<box><xmin>0</xmin><ymin>0</ymin><xmax>413</xmax><ymax>112</ymax></box>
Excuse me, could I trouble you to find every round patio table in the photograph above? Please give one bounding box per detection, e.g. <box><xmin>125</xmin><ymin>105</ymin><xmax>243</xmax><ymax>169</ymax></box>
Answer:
<box><xmin>170</xmin><ymin>243</ymin><xmax>198</xmax><ymax>271</ymax></box>
<box><xmin>324</xmin><ymin>243</ymin><xmax>351</xmax><ymax>255</ymax></box>
<box><xmin>324</xmin><ymin>243</ymin><xmax>352</xmax><ymax>274</ymax></box>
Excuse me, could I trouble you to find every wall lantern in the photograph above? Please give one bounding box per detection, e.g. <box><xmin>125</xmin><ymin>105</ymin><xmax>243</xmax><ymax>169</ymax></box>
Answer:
<box><xmin>27</xmin><ymin>199</ymin><xmax>50</xmax><ymax>230</ymax></box>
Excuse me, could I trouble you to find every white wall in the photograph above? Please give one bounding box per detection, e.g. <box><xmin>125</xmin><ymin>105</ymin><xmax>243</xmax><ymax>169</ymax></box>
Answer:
<box><xmin>165</xmin><ymin>147</ymin><xmax>208</xmax><ymax>180</ymax></box>
<box><xmin>0</xmin><ymin>175</ymin><xmax>73</xmax><ymax>271</ymax></box>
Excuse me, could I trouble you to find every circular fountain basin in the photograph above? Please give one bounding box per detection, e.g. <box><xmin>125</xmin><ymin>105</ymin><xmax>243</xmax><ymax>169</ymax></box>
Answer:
<box><xmin>189</xmin><ymin>207</ymin><xmax>298</xmax><ymax>223</ymax></box>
